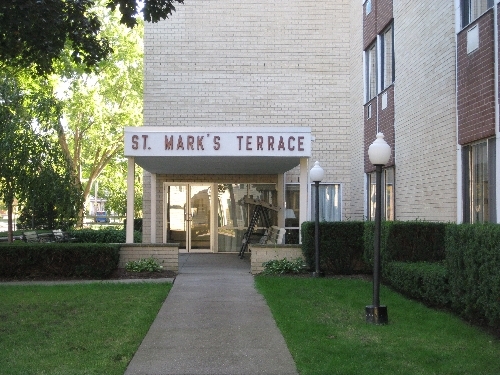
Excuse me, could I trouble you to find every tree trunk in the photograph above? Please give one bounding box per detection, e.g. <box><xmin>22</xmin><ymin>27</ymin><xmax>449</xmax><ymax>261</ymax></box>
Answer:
<box><xmin>7</xmin><ymin>200</ymin><xmax>13</xmax><ymax>243</ymax></box>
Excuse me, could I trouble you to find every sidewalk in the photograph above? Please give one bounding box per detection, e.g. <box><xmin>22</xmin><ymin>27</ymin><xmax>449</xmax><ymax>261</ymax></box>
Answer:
<box><xmin>124</xmin><ymin>253</ymin><xmax>298</xmax><ymax>375</ymax></box>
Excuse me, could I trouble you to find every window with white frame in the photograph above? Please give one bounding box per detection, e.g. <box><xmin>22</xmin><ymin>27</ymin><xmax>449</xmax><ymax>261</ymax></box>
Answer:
<box><xmin>468</xmin><ymin>141</ymin><xmax>490</xmax><ymax>223</ymax></box>
<box><xmin>367</xmin><ymin>167</ymin><xmax>395</xmax><ymax>221</ymax></box>
<box><xmin>365</xmin><ymin>0</ymin><xmax>372</xmax><ymax>15</ymax></box>
<box><xmin>365</xmin><ymin>42</ymin><xmax>377</xmax><ymax>102</ymax></box>
<box><xmin>310</xmin><ymin>184</ymin><xmax>342</xmax><ymax>222</ymax></box>
<box><xmin>461</xmin><ymin>0</ymin><xmax>493</xmax><ymax>28</ymax></box>
<box><xmin>381</xmin><ymin>24</ymin><xmax>394</xmax><ymax>90</ymax></box>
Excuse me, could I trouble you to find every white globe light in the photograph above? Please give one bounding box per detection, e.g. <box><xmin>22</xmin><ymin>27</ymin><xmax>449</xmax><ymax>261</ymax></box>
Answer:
<box><xmin>368</xmin><ymin>133</ymin><xmax>391</xmax><ymax>166</ymax></box>
<box><xmin>309</xmin><ymin>161</ymin><xmax>325</xmax><ymax>182</ymax></box>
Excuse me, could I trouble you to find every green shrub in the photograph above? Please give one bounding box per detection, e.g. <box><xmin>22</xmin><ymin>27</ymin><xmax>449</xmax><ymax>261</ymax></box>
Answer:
<box><xmin>261</xmin><ymin>258</ymin><xmax>305</xmax><ymax>275</ymax></box>
<box><xmin>67</xmin><ymin>227</ymin><xmax>141</xmax><ymax>243</ymax></box>
<box><xmin>446</xmin><ymin>223</ymin><xmax>500</xmax><ymax>328</ymax></box>
<box><xmin>125</xmin><ymin>257</ymin><xmax>163</xmax><ymax>273</ymax></box>
<box><xmin>0</xmin><ymin>243</ymin><xmax>120</xmax><ymax>278</ymax></box>
<box><xmin>363</xmin><ymin>221</ymin><xmax>446</xmax><ymax>269</ymax></box>
<box><xmin>385</xmin><ymin>262</ymin><xmax>450</xmax><ymax>308</ymax></box>
<box><xmin>302</xmin><ymin>221</ymin><xmax>368</xmax><ymax>275</ymax></box>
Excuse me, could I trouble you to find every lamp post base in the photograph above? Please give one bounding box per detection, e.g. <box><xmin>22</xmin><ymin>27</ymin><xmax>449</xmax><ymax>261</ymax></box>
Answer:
<box><xmin>365</xmin><ymin>305</ymin><xmax>388</xmax><ymax>325</ymax></box>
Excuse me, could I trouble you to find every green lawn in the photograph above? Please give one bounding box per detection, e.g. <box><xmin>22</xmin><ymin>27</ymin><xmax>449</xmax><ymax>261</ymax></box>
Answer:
<box><xmin>255</xmin><ymin>276</ymin><xmax>500</xmax><ymax>375</ymax></box>
<box><xmin>0</xmin><ymin>282</ymin><xmax>172</xmax><ymax>375</ymax></box>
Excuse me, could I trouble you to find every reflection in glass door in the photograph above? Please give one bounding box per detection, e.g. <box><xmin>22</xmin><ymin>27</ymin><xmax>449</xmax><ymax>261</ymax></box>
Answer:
<box><xmin>165</xmin><ymin>184</ymin><xmax>211</xmax><ymax>252</ymax></box>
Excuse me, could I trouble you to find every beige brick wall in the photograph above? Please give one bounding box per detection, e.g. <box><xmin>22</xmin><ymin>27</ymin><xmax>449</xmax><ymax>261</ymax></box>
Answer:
<box><xmin>144</xmin><ymin>0</ymin><xmax>353</xmax><ymax>219</ymax></box>
<box><xmin>349</xmin><ymin>0</ymin><xmax>366</xmax><ymax>220</ymax></box>
<box><xmin>393</xmin><ymin>1</ymin><xmax>458</xmax><ymax>222</ymax></box>
<box><xmin>249</xmin><ymin>244</ymin><xmax>303</xmax><ymax>275</ymax></box>
<box><xmin>119</xmin><ymin>244</ymin><xmax>179</xmax><ymax>272</ymax></box>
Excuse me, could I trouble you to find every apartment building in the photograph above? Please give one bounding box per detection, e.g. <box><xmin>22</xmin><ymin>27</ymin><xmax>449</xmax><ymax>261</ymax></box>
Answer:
<box><xmin>123</xmin><ymin>0</ymin><xmax>500</xmax><ymax>249</ymax></box>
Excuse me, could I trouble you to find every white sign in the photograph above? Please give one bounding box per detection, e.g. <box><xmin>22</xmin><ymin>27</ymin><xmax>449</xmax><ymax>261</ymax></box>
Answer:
<box><xmin>124</xmin><ymin>127</ymin><xmax>311</xmax><ymax>157</ymax></box>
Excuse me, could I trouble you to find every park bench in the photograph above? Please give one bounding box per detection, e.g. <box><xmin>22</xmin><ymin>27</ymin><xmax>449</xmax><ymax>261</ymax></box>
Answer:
<box><xmin>52</xmin><ymin>229</ymin><xmax>76</xmax><ymax>242</ymax></box>
<box><xmin>23</xmin><ymin>231</ymin><xmax>55</xmax><ymax>243</ymax></box>
<box><xmin>259</xmin><ymin>226</ymin><xmax>285</xmax><ymax>245</ymax></box>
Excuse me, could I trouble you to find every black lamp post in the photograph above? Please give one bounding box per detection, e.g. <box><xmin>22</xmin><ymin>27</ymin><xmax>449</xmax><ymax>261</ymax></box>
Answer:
<box><xmin>366</xmin><ymin>133</ymin><xmax>391</xmax><ymax>325</ymax></box>
<box><xmin>310</xmin><ymin>161</ymin><xmax>325</xmax><ymax>278</ymax></box>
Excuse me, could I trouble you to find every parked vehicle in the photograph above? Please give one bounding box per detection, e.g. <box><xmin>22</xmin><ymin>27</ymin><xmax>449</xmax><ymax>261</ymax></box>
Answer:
<box><xmin>95</xmin><ymin>211</ymin><xmax>110</xmax><ymax>223</ymax></box>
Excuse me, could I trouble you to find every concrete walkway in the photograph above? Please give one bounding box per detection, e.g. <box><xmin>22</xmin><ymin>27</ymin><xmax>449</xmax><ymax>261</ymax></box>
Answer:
<box><xmin>124</xmin><ymin>253</ymin><xmax>298</xmax><ymax>375</ymax></box>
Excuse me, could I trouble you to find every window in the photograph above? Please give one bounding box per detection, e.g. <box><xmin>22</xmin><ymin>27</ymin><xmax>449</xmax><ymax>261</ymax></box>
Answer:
<box><xmin>310</xmin><ymin>184</ymin><xmax>341</xmax><ymax>222</ymax></box>
<box><xmin>367</xmin><ymin>167</ymin><xmax>395</xmax><ymax>221</ymax></box>
<box><xmin>285</xmin><ymin>184</ymin><xmax>300</xmax><ymax>244</ymax></box>
<box><xmin>365</xmin><ymin>0</ymin><xmax>372</xmax><ymax>15</ymax></box>
<box><xmin>462</xmin><ymin>0</ymin><xmax>493</xmax><ymax>28</ymax></box>
<box><xmin>469</xmin><ymin>141</ymin><xmax>489</xmax><ymax>223</ymax></box>
<box><xmin>381</xmin><ymin>25</ymin><xmax>394</xmax><ymax>89</ymax></box>
<box><xmin>365</xmin><ymin>42</ymin><xmax>377</xmax><ymax>102</ymax></box>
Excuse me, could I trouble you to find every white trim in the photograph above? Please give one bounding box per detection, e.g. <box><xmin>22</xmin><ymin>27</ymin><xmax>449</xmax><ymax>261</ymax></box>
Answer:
<box><xmin>150</xmin><ymin>173</ymin><xmax>156</xmax><ymax>243</ymax></box>
<box><xmin>299</xmin><ymin>158</ymin><xmax>309</xmax><ymax>243</ymax></box>
<box><xmin>277</xmin><ymin>174</ymin><xmax>285</xmax><ymax>228</ymax></box>
<box><xmin>126</xmin><ymin>157</ymin><xmax>135</xmax><ymax>243</ymax></box>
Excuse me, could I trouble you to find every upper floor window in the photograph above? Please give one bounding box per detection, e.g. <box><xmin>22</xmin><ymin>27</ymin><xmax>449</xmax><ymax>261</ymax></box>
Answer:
<box><xmin>365</xmin><ymin>0</ymin><xmax>372</xmax><ymax>15</ymax></box>
<box><xmin>381</xmin><ymin>24</ymin><xmax>394</xmax><ymax>89</ymax></box>
<box><xmin>365</xmin><ymin>42</ymin><xmax>377</xmax><ymax>102</ymax></box>
<box><xmin>367</xmin><ymin>167</ymin><xmax>395</xmax><ymax>221</ymax></box>
<box><xmin>461</xmin><ymin>0</ymin><xmax>493</xmax><ymax>28</ymax></box>
<box><xmin>465</xmin><ymin>141</ymin><xmax>491</xmax><ymax>223</ymax></box>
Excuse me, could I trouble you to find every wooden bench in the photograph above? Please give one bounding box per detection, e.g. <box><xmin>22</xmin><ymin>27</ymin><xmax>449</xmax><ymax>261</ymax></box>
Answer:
<box><xmin>260</xmin><ymin>226</ymin><xmax>285</xmax><ymax>245</ymax></box>
<box><xmin>52</xmin><ymin>229</ymin><xmax>75</xmax><ymax>242</ymax></box>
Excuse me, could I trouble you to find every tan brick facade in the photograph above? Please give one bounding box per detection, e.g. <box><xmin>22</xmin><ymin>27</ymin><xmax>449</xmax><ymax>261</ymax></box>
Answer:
<box><xmin>135</xmin><ymin>0</ymin><xmax>498</xmax><ymax>238</ymax></box>
<box><xmin>392</xmin><ymin>0</ymin><xmax>458</xmax><ymax>221</ymax></box>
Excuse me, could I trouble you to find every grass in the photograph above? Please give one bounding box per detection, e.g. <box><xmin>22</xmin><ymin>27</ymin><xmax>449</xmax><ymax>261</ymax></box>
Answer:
<box><xmin>0</xmin><ymin>282</ymin><xmax>172</xmax><ymax>375</ymax></box>
<box><xmin>255</xmin><ymin>276</ymin><xmax>500</xmax><ymax>375</ymax></box>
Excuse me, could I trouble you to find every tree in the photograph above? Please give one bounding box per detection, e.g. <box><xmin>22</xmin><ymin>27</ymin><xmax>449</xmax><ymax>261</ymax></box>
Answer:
<box><xmin>0</xmin><ymin>0</ymin><xmax>183</xmax><ymax>75</ymax></box>
<box><xmin>0</xmin><ymin>73</ymin><xmax>82</xmax><ymax>240</ymax></box>
<box><xmin>100</xmin><ymin>161</ymin><xmax>143</xmax><ymax>217</ymax></box>
<box><xmin>52</xmin><ymin>5</ymin><xmax>144</xmax><ymax>226</ymax></box>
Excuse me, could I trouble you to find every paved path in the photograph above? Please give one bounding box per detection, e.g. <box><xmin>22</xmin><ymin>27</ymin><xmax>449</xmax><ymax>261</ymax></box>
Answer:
<box><xmin>124</xmin><ymin>253</ymin><xmax>298</xmax><ymax>375</ymax></box>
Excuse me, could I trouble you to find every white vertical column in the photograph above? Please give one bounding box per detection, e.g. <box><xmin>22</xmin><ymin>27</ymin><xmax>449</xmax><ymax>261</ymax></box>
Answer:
<box><xmin>277</xmin><ymin>173</ymin><xmax>285</xmax><ymax>228</ymax></box>
<box><xmin>126</xmin><ymin>157</ymin><xmax>135</xmax><ymax>243</ymax></box>
<box><xmin>150</xmin><ymin>173</ymin><xmax>157</xmax><ymax>243</ymax></box>
<box><xmin>494</xmin><ymin>4</ymin><xmax>500</xmax><ymax>223</ymax></box>
<box><xmin>299</xmin><ymin>157</ymin><xmax>309</xmax><ymax>243</ymax></box>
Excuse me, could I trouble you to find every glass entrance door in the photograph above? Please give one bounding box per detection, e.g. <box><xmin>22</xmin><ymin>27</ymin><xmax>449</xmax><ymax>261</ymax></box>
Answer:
<box><xmin>165</xmin><ymin>184</ymin><xmax>211</xmax><ymax>252</ymax></box>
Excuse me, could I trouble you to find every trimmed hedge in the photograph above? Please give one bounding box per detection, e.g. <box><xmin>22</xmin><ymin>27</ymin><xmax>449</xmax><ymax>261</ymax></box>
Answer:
<box><xmin>446</xmin><ymin>224</ymin><xmax>500</xmax><ymax>328</ymax></box>
<box><xmin>0</xmin><ymin>243</ymin><xmax>120</xmax><ymax>278</ymax></box>
<box><xmin>384</xmin><ymin>261</ymin><xmax>450</xmax><ymax>308</ymax></box>
<box><xmin>67</xmin><ymin>227</ymin><xmax>141</xmax><ymax>243</ymax></box>
<box><xmin>301</xmin><ymin>221</ymin><xmax>368</xmax><ymax>274</ymax></box>
<box><xmin>363</xmin><ymin>221</ymin><xmax>447</xmax><ymax>269</ymax></box>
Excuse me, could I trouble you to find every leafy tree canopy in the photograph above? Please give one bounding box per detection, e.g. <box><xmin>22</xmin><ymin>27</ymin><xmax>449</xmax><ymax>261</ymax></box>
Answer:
<box><xmin>0</xmin><ymin>0</ymin><xmax>183</xmax><ymax>75</ymax></box>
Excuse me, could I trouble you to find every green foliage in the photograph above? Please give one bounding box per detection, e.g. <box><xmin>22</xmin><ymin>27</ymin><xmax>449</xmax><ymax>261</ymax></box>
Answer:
<box><xmin>0</xmin><ymin>73</ymin><xmax>83</xmax><ymax>236</ymax></box>
<box><xmin>301</xmin><ymin>221</ymin><xmax>368</xmax><ymax>274</ymax></box>
<box><xmin>0</xmin><ymin>243</ymin><xmax>120</xmax><ymax>278</ymax></box>
<box><xmin>125</xmin><ymin>257</ymin><xmax>163</xmax><ymax>273</ymax></box>
<box><xmin>446</xmin><ymin>223</ymin><xmax>500</xmax><ymax>328</ymax></box>
<box><xmin>261</xmin><ymin>258</ymin><xmax>305</xmax><ymax>275</ymax></box>
<box><xmin>0</xmin><ymin>0</ymin><xmax>112</xmax><ymax>75</ymax></box>
<box><xmin>363</xmin><ymin>221</ymin><xmax>447</xmax><ymax>270</ymax></box>
<box><xmin>385</xmin><ymin>262</ymin><xmax>450</xmax><ymax>308</ymax></box>
<box><xmin>68</xmin><ymin>227</ymin><xmax>141</xmax><ymax>243</ymax></box>
<box><xmin>52</xmin><ymin>6</ymin><xmax>145</xmax><ymax>223</ymax></box>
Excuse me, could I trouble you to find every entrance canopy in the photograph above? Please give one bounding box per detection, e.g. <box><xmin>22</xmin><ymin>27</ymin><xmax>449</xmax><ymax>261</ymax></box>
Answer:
<box><xmin>124</xmin><ymin>126</ymin><xmax>312</xmax><ymax>174</ymax></box>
